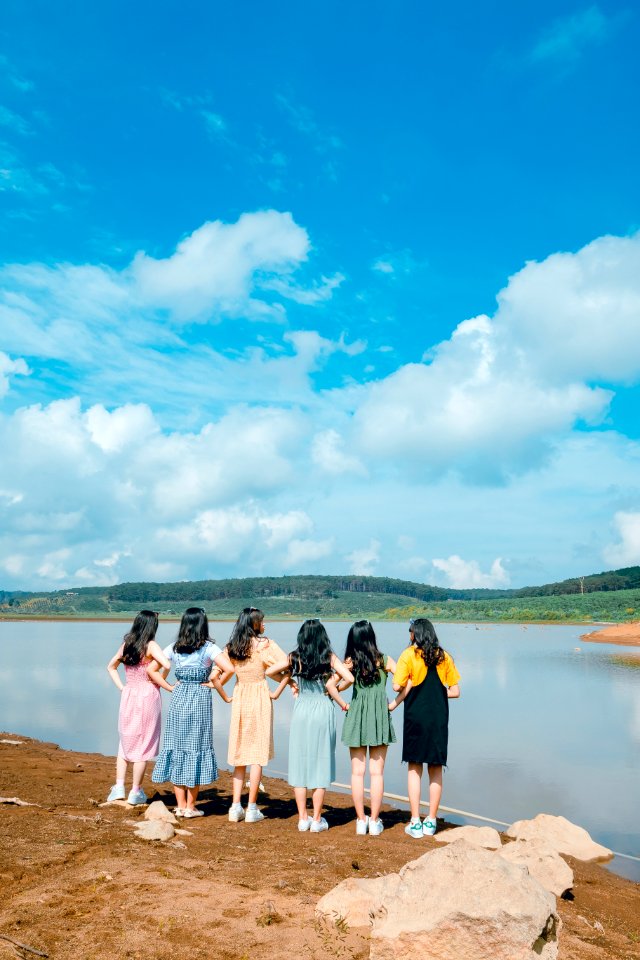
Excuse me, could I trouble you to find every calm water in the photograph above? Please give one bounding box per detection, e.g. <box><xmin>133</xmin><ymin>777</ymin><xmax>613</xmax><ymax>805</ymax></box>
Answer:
<box><xmin>1</xmin><ymin>619</ymin><xmax>638</xmax><ymax>881</ymax></box>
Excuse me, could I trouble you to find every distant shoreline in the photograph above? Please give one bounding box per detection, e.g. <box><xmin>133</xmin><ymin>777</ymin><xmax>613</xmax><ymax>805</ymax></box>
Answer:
<box><xmin>0</xmin><ymin>613</ymin><xmax>623</xmax><ymax>628</ymax></box>
<box><xmin>581</xmin><ymin>622</ymin><xmax>640</xmax><ymax>647</ymax></box>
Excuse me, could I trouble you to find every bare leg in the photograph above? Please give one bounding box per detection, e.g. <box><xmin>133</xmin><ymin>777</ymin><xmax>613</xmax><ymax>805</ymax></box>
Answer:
<box><xmin>407</xmin><ymin>762</ymin><xmax>423</xmax><ymax>819</ymax></box>
<box><xmin>131</xmin><ymin>760</ymin><xmax>147</xmax><ymax>792</ymax></box>
<box><xmin>368</xmin><ymin>745</ymin><xmax>387</xmax><ymax>821</ymax></box>
<box><xmin>248</xmin><ymin>764</ymin><xmax>262</xmax><ymax>805</ymax></box>
<box><xmin>116</xmin><ymin>754</ymin><xmax>127</xmax><ymax>783</ymax></box>
<box><xmin>350</xmin><ymin>747</ymin><xmax>367</xmax><ymax>821</ymax></box>
<box><xmin>294</xmin><ymin>786</ymin><xmax>308</xmax><ymax>820</ymax></box>
<box><xmin>185</xmin><ymin>786</ymin><xmax>200</xmax><ymax>811</ymax></box>
<box><xmin>427</xmin><ymin>764</ymin><xmax>443</xmax><ymax>821</ymax></box>
<box><xmin>174</xmin><ymin>785</ymin><xmax>187</xmax><ymax>810</ymax></box>
<box><xmin>232</xmin><ymin>765</ymin><xmax>246</xmax><ymax>805</ymax></box>
<box><xmin>311</xmin><ymin>787</ymin><xmax>325</xmax><ymax>821</ymax></box>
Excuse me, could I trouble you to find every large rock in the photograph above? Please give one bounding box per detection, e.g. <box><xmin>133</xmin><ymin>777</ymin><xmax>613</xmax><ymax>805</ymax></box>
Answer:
<box><xmin>499</xmin><ymin>839</ymin><xmax>574</xmax><ymax>898</ymax></box>
<box><xmin>370</xmin><ymin>840</ymin><xmax>560</xmax><ymax>960</ymax></box>
<box><xmin>505</xmin><ymin>814</ymin><xmax>612</xmax><ymax>863</ymax></box>
<box><xmin>433</xmin><ymin>824</ymin><xmax>502</xmax><ymax>849</ymax></box>
<box><xmin>134</xmin><ymin>820</ymin><xmax>175</xmax><ymax>842</ymax></box>
<box><xmin>316</xmin><ymin>874</ymin><xmax>402</xmax><ymax>928</ymax></box>
<box><xmin>144</xmin><ymin>800</ymin><xmax>178</xmax><ymax>825</ymax></box>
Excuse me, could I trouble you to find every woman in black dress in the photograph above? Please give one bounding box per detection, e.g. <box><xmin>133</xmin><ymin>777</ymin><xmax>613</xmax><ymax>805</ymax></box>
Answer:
<box><xmin>392</xmin><ymin>618</ymin><xmax>460</xmax><ymax>839</ymax></box>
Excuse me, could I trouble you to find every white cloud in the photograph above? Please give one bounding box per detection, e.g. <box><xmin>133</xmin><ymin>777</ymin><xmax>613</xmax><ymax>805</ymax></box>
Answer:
<box><xmin>311</xmin><ymin>429</ymin><xmax>366</xmax><ymax>476</ymax></box>
<box><xmin>432</xmin><ymin>555</ymin><xmax>510</xmax><ymax>589</ymax></box>
<box><xmin>530</xmin><ymin>5</ymin><xmax>613</xmax><ymax>64</ymax></box>
<box><xmin>372</xmin><ymin>259</ymin><xmax>394</xmax><ymax>274</ymax></box>
<box><xmin>603</xmin><ymin>512</ymin><xmax>640</xmax><ymax>567</ymax></box>
<box><xmin>130</xmin><ymin>211</ymin><xmax>310</xmax><ymax>322</ymax></box>
<box><xmin>0</xmin><ymin>350</ymin><xmax>29</xmax><ymax>397</ymax></box>
<box><xmin>345</xmin><ymin>539</ymin><xmax>381</xmax><ymax>576</ymax></box>
<box><xmin>351</xmin><ymin>233</ymin><xmax>640</xmax><ymax>480</ymax></box>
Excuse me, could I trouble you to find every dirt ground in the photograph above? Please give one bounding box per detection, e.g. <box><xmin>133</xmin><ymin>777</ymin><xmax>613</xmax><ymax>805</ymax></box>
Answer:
<box><xmin>0</xmin><ymin>735</ymin><xmax>638</xmax><ymax>960</ymax></box>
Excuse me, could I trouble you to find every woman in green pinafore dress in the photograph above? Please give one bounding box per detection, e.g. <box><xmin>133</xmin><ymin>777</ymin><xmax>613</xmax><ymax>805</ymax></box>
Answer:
<box><xmin>338</xmin><ymin>620</ymin><xmax>405</xmax><ymax>837</ymax></box>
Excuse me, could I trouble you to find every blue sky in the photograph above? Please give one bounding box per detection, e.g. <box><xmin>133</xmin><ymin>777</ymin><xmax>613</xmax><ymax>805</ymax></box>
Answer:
<box><xmin>1</xmin><ymin>1</ymin><xmax>639</xmax><ymax>591</ymax></box>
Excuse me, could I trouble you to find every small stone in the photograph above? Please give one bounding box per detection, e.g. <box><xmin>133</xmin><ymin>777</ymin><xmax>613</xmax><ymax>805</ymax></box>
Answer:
<box><xmin>134</xmin><ymin>820</ymin><xmax>175</xmax><ymax>842</ymax></box>
<box><xmin>171</xmin><ymin>840</ymin><xmax>187</xmax><ymax>849</ymax></box>
<box><xmin>0</xmin><ymin>739</ymin><xmax>24</xmax><ymax>745</ymax></box>
<box><xmin>593</xmin><ymin>921</ymin><xmax>604</xmax><ymax>933</ymax></box>
<box><xmin>144</xmin><ymin>799</ymin><xmax>179</xmax><ymax>825</ymax></box>
<box><xmin>0</xmin><ymin>796</ymin><xmax>39</xmax><ymax>807</ymax></box>
<box><xmin>433</xmin><ymin>825</ymin><xmax>502</xmax><ymax>849</ymax></box>
<box><xmin>174</xmin><ymin>828</ymin><xmax>193</xmax><ymax>837</ymax></box>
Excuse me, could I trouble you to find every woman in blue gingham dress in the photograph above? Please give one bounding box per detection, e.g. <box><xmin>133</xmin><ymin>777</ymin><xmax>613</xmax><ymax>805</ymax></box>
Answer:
<box><xmin>149</xmin><ymin>608</ymin><xmax>232</xmax><ymax>818</ymax></box>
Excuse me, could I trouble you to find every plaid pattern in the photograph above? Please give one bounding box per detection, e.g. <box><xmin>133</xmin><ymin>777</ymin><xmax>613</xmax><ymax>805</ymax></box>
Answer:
<box><xmin>152</xmin><ymin>652</ymin><xmax>218</xmax><ymax>788</ymax></box>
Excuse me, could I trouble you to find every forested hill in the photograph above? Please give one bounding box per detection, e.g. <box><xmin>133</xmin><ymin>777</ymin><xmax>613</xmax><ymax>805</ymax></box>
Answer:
<box><xmin>2</xmin><ymin>565</ymin><xmax>639</xmax><ymax>606</ymax></box>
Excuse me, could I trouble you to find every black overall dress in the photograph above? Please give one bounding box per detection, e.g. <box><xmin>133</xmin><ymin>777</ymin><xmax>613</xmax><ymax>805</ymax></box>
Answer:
<box><xmin>402</xmin><ymin>659</ymin><xmax>449</xmax><ymax>766</ymax></box>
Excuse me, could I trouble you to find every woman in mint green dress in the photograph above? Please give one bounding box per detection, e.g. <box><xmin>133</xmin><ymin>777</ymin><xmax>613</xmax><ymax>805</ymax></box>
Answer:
<box><xmin>339</xmin><ymin>620</ymin><xmax>405</xmax><ymax>837</ymax></box>
<box><xmin>267</xmin><ymin>619</ymin><xmax>353</xmax><ymax>833</ymax></box>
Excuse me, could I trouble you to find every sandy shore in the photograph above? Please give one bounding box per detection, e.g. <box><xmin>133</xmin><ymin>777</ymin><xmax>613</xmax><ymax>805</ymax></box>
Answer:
<box><xmin>581</xmin><ymin>622</ymin><xmax>640</xmax><ymax>647</ymax></box>
<box><xmin>0</xmin><ymin>735</ymin><xmax>638</xmax><ymax>960</ymax></box>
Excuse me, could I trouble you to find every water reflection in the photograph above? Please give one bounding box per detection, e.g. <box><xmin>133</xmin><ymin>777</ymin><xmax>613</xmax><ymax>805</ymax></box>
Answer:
<box><xmin>1</xmin><ymin>618</ymin><xmax>639</xmax><ymax>880</ymax></box>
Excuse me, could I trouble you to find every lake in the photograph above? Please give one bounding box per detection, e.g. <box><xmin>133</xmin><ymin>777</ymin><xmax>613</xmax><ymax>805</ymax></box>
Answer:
<box><xmin>1</xmin><ymin>618</ymin><xmax>638</xmax><ymax>881</ymax></box>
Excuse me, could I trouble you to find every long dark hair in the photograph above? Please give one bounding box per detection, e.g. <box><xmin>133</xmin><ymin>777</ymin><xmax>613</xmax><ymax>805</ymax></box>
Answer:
<box><xmin>411</xmin><ymin>618</ymin><xmax>445</xmax><ymax>667</ymax></box>
<box><xmin>288</xmin><ymin>619</ymin><xmax>333</xmax><ymax>681</ymax></box>
<box><xmin>228</xmin><ymin>607</ymin><xmax>264</xmax><ymax>662</ymax></box>
<box><xmin>344</xmin><ymin>620</ymin><xmax>383</xmax><ymax>686</ymax></box>
<box><xmin>121</xmin><ymin>610</ymin><xmax>159</xmax><ymax>666</ymax></box>
<box><xmin>174</xmin><ymin>607</ymin><xmax>210</xmax><ymax>654</ymax></box>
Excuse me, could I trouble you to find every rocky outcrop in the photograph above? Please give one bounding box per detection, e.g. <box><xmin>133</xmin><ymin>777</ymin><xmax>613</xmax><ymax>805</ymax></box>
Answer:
<box><xmin>505</xmin><ymin>814</ymin><xmax>613</xmax><ymax>863</ymax></box>
<box><xmin>499</xmin><ymin>838</ymin><xmax>574</xmax><ymax>898</ymax></box>
<box><xmin>316</xmin><ymin>873</ymin><xmax>402</xmax><ymax>927</ymax></box>
<box><xmin>433</xmin><ymin>824</ymin><xmax>502</xmax><ymax>849</ymax></box>
<box><xmin>370</xmin><ymin>840</ymin><xmax>560</xmax><ymax>960</ymax></box>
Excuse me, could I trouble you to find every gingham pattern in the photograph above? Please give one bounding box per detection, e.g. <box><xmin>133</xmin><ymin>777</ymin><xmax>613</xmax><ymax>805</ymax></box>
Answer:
<box><xmin>152</xmin><ymin>650</ymin><xmax>218</xmax><ymax>788</ymax></box>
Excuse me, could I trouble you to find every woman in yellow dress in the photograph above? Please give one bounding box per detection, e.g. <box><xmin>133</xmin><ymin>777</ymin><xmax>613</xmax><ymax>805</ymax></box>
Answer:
<box><xmin>211</xmin><ymin>607</ymin><xmax>288</xmax><ymax>823</ymax></box>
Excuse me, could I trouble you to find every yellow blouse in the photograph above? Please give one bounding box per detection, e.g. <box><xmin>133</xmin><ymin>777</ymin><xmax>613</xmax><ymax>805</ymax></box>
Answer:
<box><xmin>393</xmin><ymin>646</ymin><xmax>460</xmax><ymax>688</ymax></box>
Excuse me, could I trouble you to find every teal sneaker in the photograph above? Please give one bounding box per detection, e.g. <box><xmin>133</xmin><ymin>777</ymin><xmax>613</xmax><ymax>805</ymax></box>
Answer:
<box><xmin>404</xmin><ymin>820</ymin><xmax>424</xmax><ymax>839</ymax></box>
<box><xmin>422</xmin><ymin>818</ymin><xmax>437</xmax><ymax>836</ymax></box>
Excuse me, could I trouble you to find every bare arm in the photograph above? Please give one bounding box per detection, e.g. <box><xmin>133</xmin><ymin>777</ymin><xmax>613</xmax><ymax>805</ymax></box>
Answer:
<box><xmin>269</xmin><ymin>676</ymin><xmax>290</xmax><ymax>700</ymax></box>
<box><xmin>106</xmin><ymin>645</ymin><xmax>125</xmax><ymax>691</ymax></box>
<box><xmin>266</xmin><ymin>656</ymin><xmax>291</xmax><ymax>680</ymax></box>
<box><xmin>211</xmin><ymin>672</ymin><xmax>234</xmax><ymax>703</ymax></box>
<box><xmin>147</xmin><ymin>661</ymin><xmax>175</xmax><ymax>693</ymax></box>
<box><xmin>389</xmin><ymin>678</ymin><xmax>412</xmax><ymax>712</ymax></box>
<box><xmin>326</xmin><ymin>655</ymin><xmax>354</xmax><ymax>712</ymax></box>
<box><xmin>336</xmin><ymin>657</ymin><xmax>354</xmax><ymax>693</ymax></box>
<box><xmin>447</xmin><ymin>683</ymin><xmax>460</xmax><ymax>699</ymax></box>
<box><xmin>146</xmin><ymin>640</ymin><xmax>171</xmax><ymax>671</ymax></box>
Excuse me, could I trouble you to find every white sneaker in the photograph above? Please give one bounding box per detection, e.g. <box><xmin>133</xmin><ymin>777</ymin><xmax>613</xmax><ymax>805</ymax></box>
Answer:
<box><xmin>355</xmin><ymin>817</ymin><xmax>369</xmax><ymax>835</ymax></box>
<box><xmin>297</xmin><ymin>818</ymin><xmax>311</xmax><ymax>832</ymax></box>
<box><xmin>182</xmin><ymin>807</ymin><xmax>204</xmax><ymax>818</ymax></box>
<box><xmin>310</xmin><ymin>817</ymin><xmax>329</xmax><ymax>833</ymax></box>
<box><xmin>369</xmin><ymin>818</ymin><xmax>384</xmax><ymax>837</ymax></box>
<box><xmin>228</xmin><ymin>804</ymin><xmax>245</xmax><ymax>822</ymax></box>
<box><xmin>422</xmin><ymin>817</ymin><xmax>437</xmax><ymax>836</ymax></box>
<box><xmin>245</xmin><ymin>806</ymin><xmax>265</xmax><ymax>823</ymax></box>
<box><xmin>405</xmin><ymin>819</ymin><xmax>424</xmax><ymax>839</ymax></box>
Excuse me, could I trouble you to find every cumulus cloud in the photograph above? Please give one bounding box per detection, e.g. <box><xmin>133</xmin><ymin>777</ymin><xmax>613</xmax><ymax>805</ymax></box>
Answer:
<box><xmin>311</xmin><ymin>429</ymin><xmax>366</xmax><ymax>476</ymax></box>
<box><xmin>432</xmin><ymin>555</ymin><xmax>510</xmax><ymax>589</ymax></box>
<box><xmin>351</xmin><ymin>233</ymin><xmax>640</xmax><ymax>480</ymax></box>
<box><xmin>0</xmin><ymin>351</ymin><xmax>29</xmax><ymax>397</ymax></box>
<box><xmin>603</xmin><ymin>512</ymin><xmax>640</xmax><ymax>567</ymax></box>
<box><xmin>345</xmin><ymin>539</ymin><xmax>381</xmax><ymax>576</ymax></box>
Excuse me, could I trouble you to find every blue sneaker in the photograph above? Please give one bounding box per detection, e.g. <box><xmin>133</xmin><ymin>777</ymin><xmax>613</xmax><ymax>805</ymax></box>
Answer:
<box><xmin>107</xmin><ymin>784</ymin><xmax>125</xmax><ymax>802</ymax></box>
<box><xmin>422</xmin><ymin>818</ymin><xmax>437</xmax><ymax>836</ymax></box>
<box><xmin>404</xmin><ymin>819</ymin><xmax>424</xmax><ymax>839</ymax></box>
<box><xmin>127</xmin><ymin>787</ymin><xmax>148</xmax><ymax>806</ymax></box>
